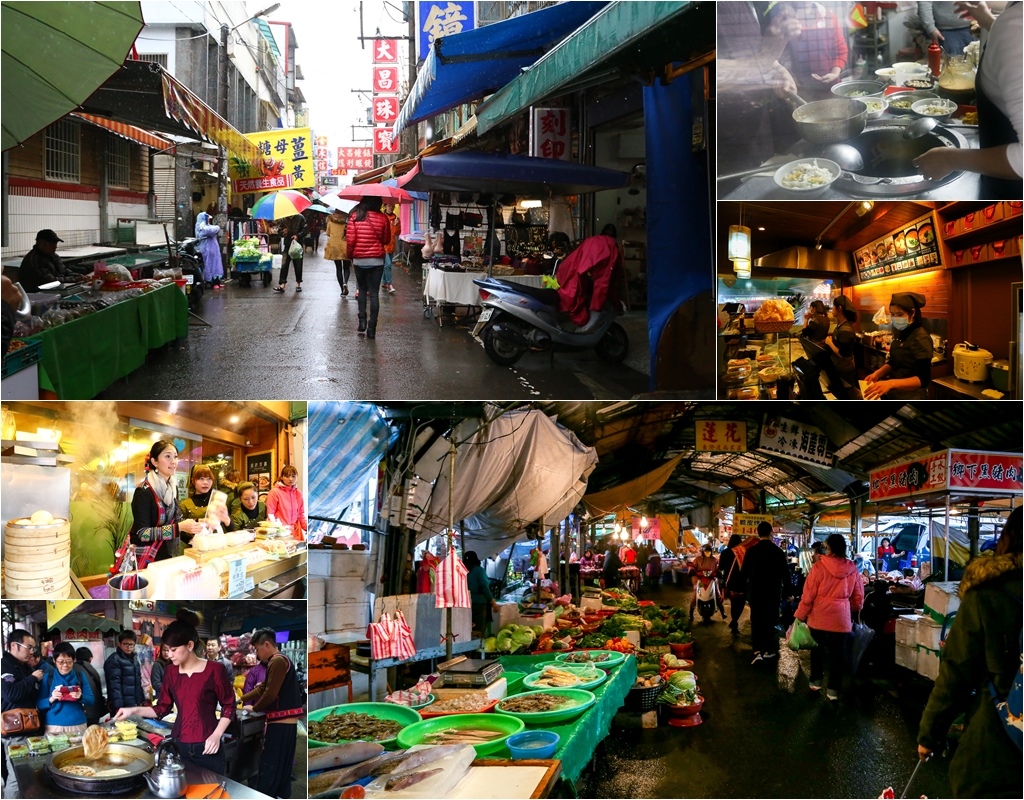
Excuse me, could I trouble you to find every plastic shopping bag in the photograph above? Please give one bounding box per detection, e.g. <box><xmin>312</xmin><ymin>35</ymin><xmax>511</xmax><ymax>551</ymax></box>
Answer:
<box><xmin>287</xmin><ymin>239</ymin><xmax>304</xmax><ymax>259</ymax></box>
<box><xmin>786</xmin><ymin>619</ymin><xmax>818</xmax><ymax>651</ymax></box>
<box><xmin>872</xmin><ymin>305</ymin><xmax>890</xmax><ymax>326</ymax></box>
<box><xmin>845</xmin><ymin>622</ymin><xmax>876</xmax><ymax>676</ymax></box>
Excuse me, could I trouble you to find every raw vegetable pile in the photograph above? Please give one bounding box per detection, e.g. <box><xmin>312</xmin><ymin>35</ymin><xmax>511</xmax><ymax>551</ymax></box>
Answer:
<box><xmin>656</xmin><ymin>670</ymin><xmax>699</xmax><ymax>706</ymax></box>
<box><xmin>232</xmin><ymin>237</ymin><xmax>263</xmax><ymax>259</ymax></box>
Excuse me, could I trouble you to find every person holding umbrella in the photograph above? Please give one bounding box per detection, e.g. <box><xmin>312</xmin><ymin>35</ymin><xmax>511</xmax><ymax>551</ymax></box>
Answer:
<box><xmin>346</xmin><ymin>197</ymin><xmax>392</xmax><ymax>339</ymax></box>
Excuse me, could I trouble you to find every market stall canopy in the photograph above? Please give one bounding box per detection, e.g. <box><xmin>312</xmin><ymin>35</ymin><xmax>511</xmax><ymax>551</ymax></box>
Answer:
<box><xmin>476</xmin><ymin>0</ymin><xmax>715</xmax><ymax>135</ymax></box>
<box><xmin>1</xmin><ymin>1</ymin><xmax>144</xmax><ymax>151</ymax></box>
<box><xmin>392</xmin><ymin>1</ymin><xmax>607</xmax><ymax>138</ymax></box>
<box><xmin>399</xmin><ymin>151</ymin><xmax>629</xmax><ymax>195</ymax></box>
<box><xmin>406</xmin><ymin>408</ymin><xmax>598</xmax><ymax>559</ymax></box>
<box><xmin>308</xmin><ymin>402</ymin><xmax>396</xmax><ymax>526</ymax></box>
<box><xmin>70</xmin><ymin>112</ymin><xmax>171</xmax><ymax>150</ymax></box>
<box><xmin>583</xmin><ymin>453</ymin><xmax>685</xmax><ymax>517</ymax></box>
<box><xmin>78</xmin><ymin>59</ymin><xmax>262</xmax><ymax>161</ymax></box>
<box><xmin>46</xmin><ymin>613</ymin><xmax>121</xmax><ymax>635</ymax></box>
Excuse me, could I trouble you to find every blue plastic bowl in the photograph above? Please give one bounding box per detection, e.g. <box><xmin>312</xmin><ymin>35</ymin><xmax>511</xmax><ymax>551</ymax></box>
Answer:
<box><xmin>506</xmin><ymin>730</ymin><xmax>560</xmax><ymax>759</ymax></box>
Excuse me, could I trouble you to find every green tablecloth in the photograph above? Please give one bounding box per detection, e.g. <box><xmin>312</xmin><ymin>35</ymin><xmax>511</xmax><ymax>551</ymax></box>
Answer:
<box><xmin>493</xmin><ymin>653</ymin><xmax>637</xmax><ymax>786</ymax></box>
<box><xmin>30</xmin><ymin>284</ymin><xmax>187</xmax><ymax>398</ymax></box>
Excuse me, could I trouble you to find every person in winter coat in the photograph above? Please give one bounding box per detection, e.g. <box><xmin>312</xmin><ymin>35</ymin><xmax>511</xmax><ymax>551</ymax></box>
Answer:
<box><xmin>231</xmin><ymin>482</ymin><xmax>268</xmax><ymax>530</ymax></box>
<box><xmin>74</xmin><ymin>647</ymin><xmax>106</xmax><ymax>725</ymax></box>
<box><xmin>324</xmin><ymin>209</ymin><xmax>350</xmax><ymax>297</ymax></box>
<box><xmin>602</xmin><ymin>545</ymin><xmax>623</xmax><ymax>588</ymax></box>
<box><xmin>345</xmin><ymin>197</ymin><xmax>392</xmax><ymax>339</ymax></box>
<box><xmin>303</xmin><ymin>207</ymin><xmax>324</xmax><ymax>253</ymax></box>
<box><xmin>742</xmin><ymin>521</ymin><xmax>791</xmax><ymax>664</ymax></box>
<box><xmin>382</xmin><ymin>204</ymin><xmax>400</xmax><ymax>293</ymax></box>
<box><xmin>38</xmin><ymin>642</ymin><xmax>94</xmax><ymax>735</ymax></box>
<box><xmin>689</xmin><ymin>543</ymin><xmax>725</xmax><ymax>622</ymax></box>
<box><xmin>104</xmin><ymin>630</ymin><xmax>144</xmax><ymax>714</ymax></box>
<box><xmin>128</xmin><ymin>440</ymin><xmax>206</xmax><ymax>563</ymax></box>
<box><xmin>794</xmin><ymin>533</ymin><xmax>864</xmax><ymax>700</ymax></box>
<box><xmin>266</xmin><ymin>465</ymin><xmax>306</xmax><ymax>540</ymax></box>
<box><xmin>2</xmin><ymin>629</ymin><xmax>44</xmax><ymax>728</ymax></box>
<box><xmin>918</xmin><ymin>506</ymin><xmax>1022</xmax><ymax>800</ymax></box>
<box><xmin>150</xmin><ymin>645</ymin><xmax>170</xmax><ymax>701</ymax></box>
<box><xmin>718</xmin><ymin>534</ymin><xmax>748</xmax><ymax>633</ymax></box>
<box><xmin>274</xmin><ymin>214</ymin><xmax>308</xmax><ymax>293</ymax></box>
<box><xmin>194</xmin><ymin>209</ymin><xmax>224</xmax><ymax>289</ymax></box>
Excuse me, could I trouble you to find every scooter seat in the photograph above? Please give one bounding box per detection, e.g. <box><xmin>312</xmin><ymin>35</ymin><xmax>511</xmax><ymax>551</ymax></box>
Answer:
<box><xmin>488</xmin><ymin>278</ymin><xmax>560</xmax><ymax>306</ymax></box>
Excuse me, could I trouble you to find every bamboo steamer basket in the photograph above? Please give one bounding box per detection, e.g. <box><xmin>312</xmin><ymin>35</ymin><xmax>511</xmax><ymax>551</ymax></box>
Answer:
<box><xmin>3</xmin><ymin>518</ymin><xmax>72</xmax><ymax>598</ymax></box>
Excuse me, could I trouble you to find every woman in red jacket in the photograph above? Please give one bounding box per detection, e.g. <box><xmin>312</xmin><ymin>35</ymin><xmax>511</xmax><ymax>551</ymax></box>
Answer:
<box><xmin>345</xmin><ymin>197</ymin><xmax>391</xmax><ymax>339</ymax></box>
<box><xmin>794</xmin><ymin>533</ymin><xmax>864</xmax><ymax>701</ymax></box>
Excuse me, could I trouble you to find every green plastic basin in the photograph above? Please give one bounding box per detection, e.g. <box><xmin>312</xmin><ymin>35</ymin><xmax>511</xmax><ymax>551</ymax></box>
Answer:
<box><xmin>307</xmin><ymin>702</ymin><xmax>422</xmax><ymax>748</ymax></box>
<box><xmin>495</xmin><ymin>688</ymin><xmax>596</xmax><ymax>724</ymax></box>
<box><xmin>396</xmin><ymin>713</ymin><xmax>524</xmax><ymax>756</ymax></box>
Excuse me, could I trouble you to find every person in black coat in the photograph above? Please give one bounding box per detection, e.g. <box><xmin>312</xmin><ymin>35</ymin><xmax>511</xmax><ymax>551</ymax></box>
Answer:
<box><xmin>602</xmin><ymin>545</ymin><xmax>623</xmax><ymax>588</ymax></box>
<box><xmin>718</xmin><ymin>534</ymin><xmax>747</xmax><ymax>634</ymax></box>
<box><xmin>741</xmin><ymin>521</ymin><xmax>791</xmax><ymax>664</ymax></box>
<box><xmin>73</xmin><ymin>647</ymin><xmax>107</xmax><ymax>726</ymax></box>
<box><xmin>3</xmin><ymin>629</ymin><xmax>45</xmax><ymax>784</ymax></box>
<box><xmin>104</xmin><ymin>630</ymin><xmax>144</xmax><ymax>714</ymax></box>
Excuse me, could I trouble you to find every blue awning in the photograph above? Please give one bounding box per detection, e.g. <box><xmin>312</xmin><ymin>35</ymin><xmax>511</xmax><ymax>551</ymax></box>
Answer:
<box><xmin>392</xmin><ymin>1</ymin><xmax>607</xmax><ymax>137</ymax></box>
<box><xmin>399</xmin><ymin>151</ymin><xmax>629</xmax><ymax>195</ymax></box>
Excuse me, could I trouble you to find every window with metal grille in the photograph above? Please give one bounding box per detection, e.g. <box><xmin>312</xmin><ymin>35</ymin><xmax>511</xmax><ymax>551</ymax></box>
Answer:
<box><xmin>107</xmin><ymin>137</ymin><xmax>131</xmax><ymax>189</ymax></box>
<box><xmin>138</xmin><ymin>52</ymin><xmax>168</xmax><ymax>68</ymax></box>
<box><xmin>45</xmin><ymin>119</ymin><xmax>80</xmax><ymax>182</ymax></box>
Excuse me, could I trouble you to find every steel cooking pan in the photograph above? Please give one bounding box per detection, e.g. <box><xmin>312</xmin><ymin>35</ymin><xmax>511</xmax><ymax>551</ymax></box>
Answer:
<box><xmin>45</xmin><ymin>742</ymin><xmax>155</xmax><ymax>794</ymax></box>
<box><xmin>792</xmin><ymin>99</ymin><xmax>868</xmax><ymax>144</ymax></box>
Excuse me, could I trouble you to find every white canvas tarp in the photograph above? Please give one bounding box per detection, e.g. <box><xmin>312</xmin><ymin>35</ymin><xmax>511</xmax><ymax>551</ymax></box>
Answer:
<box><xmin>407</xmin><ymin>408</ymin><xmax>598</xmax><ymax>559</ymax></box>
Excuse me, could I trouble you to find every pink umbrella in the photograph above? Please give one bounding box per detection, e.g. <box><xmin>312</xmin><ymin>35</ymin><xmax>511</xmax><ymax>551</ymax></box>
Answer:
<box><xmin>336</xmin><ymin>183</ymin><xmax>414</xmax><ymax>204</ymax></box>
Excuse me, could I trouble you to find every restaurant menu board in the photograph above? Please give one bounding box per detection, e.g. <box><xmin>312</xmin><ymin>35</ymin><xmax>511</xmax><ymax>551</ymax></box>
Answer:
<box><xmin>246</xmin><ymin>451</ymin><xmax>274</xmax><ymax>502</ymax></box>
<box><xmin>854</xmin><ymin>212</ymin><xmax>941</xmax><ymax>282</ymax></box>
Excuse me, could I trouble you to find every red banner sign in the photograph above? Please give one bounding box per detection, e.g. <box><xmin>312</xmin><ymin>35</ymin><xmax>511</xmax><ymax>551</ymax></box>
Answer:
<box><xmin>373</xmin><ymin>66</ymin><xmax>400</xmax><ymax>94</ymax></box>
<box><xmin>373</xmin><ymin>127</ymin><xmax>400</xmax><ymax>155</ymax></box>
<box><xmin>947</xmin><ymin>450</ymin><xmax>1023</xmax><ymax>493</ymax></box>
<box><xmin>869</xmin><ymin>449</ymin><xmax>1022</xmax><ymax>502</ymax></box>
<box><xmin>531</xmin><ymin>107</ymin><xmax>571</xmax><ymax>161</ymax></box>
<box><xmin>373</xmin><ymin>96</ymin><xmax>400</xmax><ymax>124</ymax></box>
<box><xmin>372</xmin><ymin>38</ymin><xmax>399</xmax><ymax>63</ymax></box>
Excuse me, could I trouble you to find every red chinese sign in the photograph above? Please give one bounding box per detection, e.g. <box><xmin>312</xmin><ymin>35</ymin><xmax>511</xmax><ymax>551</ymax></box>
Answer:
<box><xmin>373</xmin><ymin>96</ymin><xmax>400</xmax><ymax>124</ymax></box>
<box><xmin>531</xmin><ymin>107</ymin><xmax>571</xmax><ymax>161</ymax></box>
<box><xmin>373</xmin><ymin>66</ymin><xmax>399</xmax><ymax>94</ymax></box>
<box><xmin>372</xmin><ymin>39</ymin><xmax>398</xmax><ymax>63</ymax></box>
<box><xmin>234</xmin><ymin>174</ymin><xmax>291</xmax><ymax>193</ymax></box>
<box><xmin>373</xmin><ymin>127</ymin><xmax>400</xmax><ymax>155</ymax></box>
<box><xmin>337</xmin><ymin>147</ymin><xmax>375</xmax><ymax>171</ymax></box>
<box><xmin>696</xmin><ymin>420</ymin><xmax>747</xmax><ymax>453</ymax></box>
<box><xmin>869</xmin><ymin>449</ymin><xmax>1022</xmax><ymax>502</ymax></box>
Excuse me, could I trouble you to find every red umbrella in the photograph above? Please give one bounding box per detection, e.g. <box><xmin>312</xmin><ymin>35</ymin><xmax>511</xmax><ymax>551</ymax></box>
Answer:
<box><xmin>337</xmin><ymin>183</ymin><xmax>414</xmax><ymax>204</ymax></box>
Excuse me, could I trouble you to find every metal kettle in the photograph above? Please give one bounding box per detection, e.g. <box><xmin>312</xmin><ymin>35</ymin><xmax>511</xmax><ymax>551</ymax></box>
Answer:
<box><xmin>144</xmin><ymin>739</ymin><xmax>187</xmax><ymax>798</ymax></box>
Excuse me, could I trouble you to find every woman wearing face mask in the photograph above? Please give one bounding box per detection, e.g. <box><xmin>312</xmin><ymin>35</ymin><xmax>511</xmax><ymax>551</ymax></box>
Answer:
<box><xmin>129</xmin><ymin>441</ymin><xmax>206</xmax><ymax>562</ymax></box>
<box><xmin>864</xmin><ymin>292</ymin><xmax>933</xmax><ymax>400</ymax></box>
<box><xmin>113</xmin><ymin>608</ymin><xmax>235</xmax><ymax>775</ymax></box>
<box><xmin>38</xmin><ymin>642</ymin><xmax>94</xmax><ymax>735</ymax></box>
<box><xmin>231</xmin><ymin>482</ymin><xmax>268</xmax><ymax>529</ymax></box>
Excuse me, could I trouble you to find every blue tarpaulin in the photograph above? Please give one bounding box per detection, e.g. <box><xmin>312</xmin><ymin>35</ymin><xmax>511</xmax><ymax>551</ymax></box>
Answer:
<box><xmin>393</xmin><ymin>1</ymin><xmax>607</xmax><ymax>137</ymax></box>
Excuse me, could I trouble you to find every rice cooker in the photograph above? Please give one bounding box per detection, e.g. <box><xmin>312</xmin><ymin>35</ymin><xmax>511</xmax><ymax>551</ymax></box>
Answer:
<box><xmin>952</xmin><ymin>342</ymin><xmax>993</xmax><ymax>383</ymax></box>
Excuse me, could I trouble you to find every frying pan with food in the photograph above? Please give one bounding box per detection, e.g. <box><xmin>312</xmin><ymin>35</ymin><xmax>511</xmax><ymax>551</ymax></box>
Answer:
<box><xmin>46</xmin><ymin>742</ymin><xmax>154</xmax><ymax>794</ymax></box>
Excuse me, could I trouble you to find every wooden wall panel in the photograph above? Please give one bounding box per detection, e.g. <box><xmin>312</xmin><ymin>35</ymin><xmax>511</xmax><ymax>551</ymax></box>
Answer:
<box><xmin>847</xmin><ymin>268</ymin><xmax>950</xmax><ymax>324</ymax></box>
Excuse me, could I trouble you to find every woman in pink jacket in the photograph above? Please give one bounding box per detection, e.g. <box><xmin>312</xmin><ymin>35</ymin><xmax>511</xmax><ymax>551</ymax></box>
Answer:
<box><xmin>794</xmin><ymin>533</ymin><xmax>864</xmax><ymax>701</ymax></box>
<box><xmin>265</xmin><ymin>465</ymin><xmax>307</xmax><ymax>541</ymax></box>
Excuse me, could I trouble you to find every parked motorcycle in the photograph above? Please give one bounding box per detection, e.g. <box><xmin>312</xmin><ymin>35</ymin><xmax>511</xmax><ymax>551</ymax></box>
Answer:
<box><xmin>471</xmin><ymin>275</ymin><xmax>628</xmax><ymax>367</ymax></box>
<box><xmin>175</xmin><ymin>238</ymin><xmax>205</xmax><ymax>311</ymax></box>
<box><xmin>695</xmin><ymin>569</ymin><xmax>720</xmax><ymax>623</ymax></box>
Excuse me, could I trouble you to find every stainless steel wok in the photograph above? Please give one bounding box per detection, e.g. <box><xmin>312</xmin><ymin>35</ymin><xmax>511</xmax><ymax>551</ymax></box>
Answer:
<box><xmin>792</xmin><ymin>99</ymin><xmax>868</xmax><ymax>144</ymax></box>
<box><xmin>45</xmin><ymin>742</ymin><xmax>155</xmax><ymax>795</ymax></box>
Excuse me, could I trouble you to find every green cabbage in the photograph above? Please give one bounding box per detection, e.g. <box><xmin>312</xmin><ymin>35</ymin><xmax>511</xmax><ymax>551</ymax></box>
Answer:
<box><xmin>669</xmin><ymin>670</ymin><xmax>696</xmax><ymax>692</ymax></box>
<box><xmin>483</xmin><ymin>637</ymin><xmax>497</xmax><ymax>653</ymax></box>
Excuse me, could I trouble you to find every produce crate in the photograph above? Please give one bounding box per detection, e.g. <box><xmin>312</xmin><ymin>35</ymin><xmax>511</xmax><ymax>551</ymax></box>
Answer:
<box><xmin>234</xmin><ymin>256</ymin><xmax>272</xmax><ymax>273</ymax></box>
<box><xmin>895</xmin><ymin>642</ymin><xmax>918</xmax><ymax>671</ymax></box>
<box><xmin>2</xmin><ymin>339</ymin><xmax>42</xmax><ymax>379</ymax></box>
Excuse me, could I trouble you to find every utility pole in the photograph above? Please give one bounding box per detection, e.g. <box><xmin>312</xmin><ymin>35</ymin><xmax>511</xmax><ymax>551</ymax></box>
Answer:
<box><xmin>404</xmin><ymin>1</ymin><xmax>417</xmax><ymax>158</ymax></box>
<box><xmin>217</xmin><ymin>22</ymin><xmax>231</xmax><ymax>262</ymax></box>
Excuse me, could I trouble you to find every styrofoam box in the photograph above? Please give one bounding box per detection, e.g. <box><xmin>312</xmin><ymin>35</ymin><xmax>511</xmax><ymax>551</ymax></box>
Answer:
<box><xmin>495</xmin><ymin>602</ymin><xmax>521</xmax><ymax>631</ymax></box>
<box><xmin>895</xmin><ymin>642</ymin><xmax>918</xmax><ymax>671</ymax></box>
<box><xmin>895</xmin><ymin>614</ymin><xmax>926</xmax><ymax>646</ymax></box>
<box><xmin>327</xmin><ymin>577</ymin><xmax>369</xmax><ymax>605</ymax></box>
<box><xmin>307</xmin><ymin>577</ymin><xmax>326</xmax><ymax>606</ymax></box>
<box><xmin>433</xmin><ymin>677</ymin><xmax>508</xmax><ymax>702</ymax></box>
<box><xmin>924</xmin><ymin>581</ymin><xmax>960</xmax><ymax>618</ymax></box>
<box><xmin>308</xmin><ymin>605</ymin><xmax>326</xmax><ymax>635</ymax></box>
<box><xmin>515</xmin><ymin>611</ymin><xmax>556</xmax><ymax>631</ymax></box>
<box><xmin>581</xmin><ymin>596</ymin><xmax>603</xmax><ymax>611</ymax></box>
<box><xmin>326</xmin><ymin>602</ymin><xmax>370</xmax><ymax>632</ymax></box>
<box><xmin>625</xmin><ymin>630</ymin><xmax>641</xmax><ymax>648</ymax></box>
<box><xmin>308</xmin><ymin>549</ymin><xmax>369</xmax><ymax>579</ymax></box>
<box><xmin>917</xmin><ymin>618</ymin><xmax>946</xmax><ymax>651</ymax></box>
<box><xmin>917</xmin><ymin>646</ymin><xmax>941</xmax><ymax>681</ymax></box>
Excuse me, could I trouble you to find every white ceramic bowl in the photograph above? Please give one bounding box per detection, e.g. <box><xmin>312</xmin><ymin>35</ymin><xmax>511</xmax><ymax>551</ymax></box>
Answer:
<box><xmin>862</xmin><ymin>97</ymin><xmax>889</xmax><ymax>119</ymax></box>
<box><xmin>875</xmin><ymin>67</ymin><xmax>896</xmax><ymax>82</ymax></box>
<box><xmin>911</xmin><ymin>98</ymin><xmax>957</xmax><ymax>120</ymax></box>
<box><xmin>773</xmin><ymin>158</ymin><xmax>842</xmax><ymax>197</ymax></box>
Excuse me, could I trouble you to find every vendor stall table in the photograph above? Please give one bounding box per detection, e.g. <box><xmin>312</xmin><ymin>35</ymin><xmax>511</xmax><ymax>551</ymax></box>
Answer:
<box><xmin>2</xmin><ymin>245</ymin><xmax>129</xmax><ymax>274</ymax></box>
<box><xmin>493</xmin><ymin>653</ymin><xmax>637</xmax><ymax>788</ymax></box>
<box><xmin>423</xmin><ymin>267</ymin><xmax>545</xmax><ymax>322</ymax></box>
<box><xmin>26</xmin><ymin>283</ymin><xmax>187</xmax><ymax>398</ymax></box>
<box><xmin>78</xmin><ymin>249</ymin><xmax>171</xmax><ymax>278</ymax></box>
<box><xmin>5</xmin><ymin>748</ymin><xmax>272</xmax><ymax>799</ymax></box>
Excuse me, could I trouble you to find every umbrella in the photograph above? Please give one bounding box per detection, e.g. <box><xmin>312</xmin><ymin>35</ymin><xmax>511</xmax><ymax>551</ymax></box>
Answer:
<box><xmin>336</xmin><ymin>183</ymin><xmax>414</xmax><ymax>205</ymax></box>
<box><xmin>319</xmin><ymin>194</ymin><xmax>360</xmax><ymax>214</ymax></box>
<box><xmin>306</xmin><ymin>204</ymin><xmax>332</xmax><ymax>214</ymax></box>
<box><xmin>250</xmin><ymin>189</ymin><xmax>313</xmax><ymax>220</ymax></box>
<box><xmin>2</xmin><ymin>1</ymin><xmax>146</xmax><ymax>151</ymax></box>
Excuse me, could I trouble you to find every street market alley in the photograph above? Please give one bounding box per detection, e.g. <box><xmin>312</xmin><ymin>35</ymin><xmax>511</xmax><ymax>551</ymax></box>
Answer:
<box><xmin>98</xmin><ymin>250</ymin><xmax>653</xmax><ymax>401</ymax></box>
<box><xmin>577</xmin><ymin>581</ymin><xmax>954</xmax><ymax>800</ymax></box>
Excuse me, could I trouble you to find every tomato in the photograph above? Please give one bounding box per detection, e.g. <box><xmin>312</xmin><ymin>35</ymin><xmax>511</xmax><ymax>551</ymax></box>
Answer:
<box><xmin>340</xmin><ymin>786</ymin><xmax>366</xmax><ymax>799</ymax></box>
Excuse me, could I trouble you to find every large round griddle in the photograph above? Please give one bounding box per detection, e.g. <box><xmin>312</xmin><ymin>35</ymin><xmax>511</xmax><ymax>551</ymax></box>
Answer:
<box><xmin>45</xmin><ymin>742</ymin><xmax>154</xmax><ymax>794</ymax></box>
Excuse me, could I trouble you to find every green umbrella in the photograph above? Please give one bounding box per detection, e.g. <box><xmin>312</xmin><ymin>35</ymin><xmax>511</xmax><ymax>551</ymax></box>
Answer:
<box><xmin>1</xmin><ymin>1</ymin><xmax>145</xmax><ymax>151</ymax></box>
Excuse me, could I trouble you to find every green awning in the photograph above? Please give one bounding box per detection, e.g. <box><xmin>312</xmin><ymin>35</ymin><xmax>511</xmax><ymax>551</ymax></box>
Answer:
<box><xmin>475</xmin><ymin>1</ymin><xmax>713</xmax><ymax>135</ymax></box>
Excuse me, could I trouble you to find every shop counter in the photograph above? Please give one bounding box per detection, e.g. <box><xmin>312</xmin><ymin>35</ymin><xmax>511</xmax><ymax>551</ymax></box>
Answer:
<box><xmin>27</xmin><ymin>283</ymin><xmax>188</xmax><ymax>398</ymax></box>
<box><xmin>932</xmin><ymin>374</ymin><xmax>1009</xmax><ymax>400</ymax></box>
<box><xmin>492</xmin><ymin>653</ymin><xmax>637</xmax><ymax>787</ymax></box>
<box><xmin>5</xmin><ymin>749</ymin><xmax>272</xmax><ymax>799</ymax></box>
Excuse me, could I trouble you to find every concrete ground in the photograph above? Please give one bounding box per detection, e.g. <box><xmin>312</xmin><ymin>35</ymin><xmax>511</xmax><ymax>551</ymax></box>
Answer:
<box><xmin>575</xmin><ymin>581</ymin><xmax>955</xmax><ymax>800</ymax></box>
<box><xmin>99</xmin><ymin>250</ymin><xmax>654</xmax><ymax>401</ymax></box>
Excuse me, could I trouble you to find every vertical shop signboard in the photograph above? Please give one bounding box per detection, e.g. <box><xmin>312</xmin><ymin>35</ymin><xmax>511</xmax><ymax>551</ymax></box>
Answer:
<box><xmin>373</xmin><ymin>127</ymin><xmax>400</xmax><ymax>155</ymax></box>
<box><xmin>531</xmin><ymin>108</ymin><xmax>572</xmax><ymax>160</ymax></box>
<box><xmin>695</xmin><ymin>419</ymin><xmax>747</xmax><ymax>452</ymax></box>
<box><xmin>417</xmin><ymin>0</ymin><xmax>475</xmax><ymax>61</ymax></box>
<box><xmin>372</xmin><ymin>38</ymin><xmax>399</xmax><ymax>64</ymax></box>
<box><xmin>246</xmin><ymin>451</ymin><xmax>274</xmax><ymax>502</ymax></box>
<box><xmin>854</xmin><ymin>212</ymin><xmax>941</xmax><ymax>282</ymax></box>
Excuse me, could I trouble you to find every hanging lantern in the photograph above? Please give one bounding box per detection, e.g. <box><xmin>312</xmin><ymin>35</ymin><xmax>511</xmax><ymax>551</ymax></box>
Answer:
<box><xmin>728</xmin><ymin>224</ymin><xmax>751</xmax><ymax>262</ymax></box>
<box><xmin>733</xmin><ymin>258</ymin><xmax>752</xmax><ymax>279</ymax></box>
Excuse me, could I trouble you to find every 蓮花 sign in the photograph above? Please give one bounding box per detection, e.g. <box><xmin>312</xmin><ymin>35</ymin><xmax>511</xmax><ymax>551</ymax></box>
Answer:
<box><xmin>869</xmin><ymin>449</ymin><xmax>1023</xmax><ymax>503</ymax></box>
<box><xmin>229</xmin><ymin>127</ymin><xmax>314</xmax><ymax>192</ymax></box>
<box><xmin>758</xmin><ymin>417</ymin><xmax>834</xmax><ymax>468</ymax></box>
<box><xmin>418</xmin><ymin>0</ymin><xmax>475</xmax><ymax>61</ymax></box>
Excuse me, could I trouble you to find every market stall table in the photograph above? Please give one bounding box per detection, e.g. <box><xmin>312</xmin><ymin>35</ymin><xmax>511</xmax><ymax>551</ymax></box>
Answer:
<box><xmin>423</xmin><ymin>268</ymin><xmax>545</xmax><ymax>316</ymax></box>
<box><xmin>26</xmin><ymin>283</ymin><xmax>188</xmax><ymax>398</ymax></box>
<box><xmin>2</xmin><ymin>246</ymin><xmax>129</xmax><ymax>277</ymax></box>
<box><xmin>492</xmin><ymin>652</ymin><xmax>637</xmax><ymax>788</ymax></box>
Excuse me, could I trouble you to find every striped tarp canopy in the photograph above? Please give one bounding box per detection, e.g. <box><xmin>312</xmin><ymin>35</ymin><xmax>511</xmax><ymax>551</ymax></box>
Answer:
<box><xmin>71</xmin><ymin>112</ymin><xmax>170</xmax><ymax>150</ymax></box>
<box><xmin>308</xmin><ymin>402</ymin><xmax>396</xmax><ymax>524</ymax></box>
<box><xmin>160</xmin><ymin>72</ymin><xmax>261</xmax><ymax>161</ymax></box>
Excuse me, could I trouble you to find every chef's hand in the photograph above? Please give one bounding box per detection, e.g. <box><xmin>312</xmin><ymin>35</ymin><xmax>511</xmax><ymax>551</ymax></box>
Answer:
<box><xmin>811</xmin><ymin>67</ymin><xmax>842</xmax><ymax>84</ymax></box>
<box><xmin>864</xmin><ymin>380</ymin><xmax>892</xmax><ymax>400</ymax></box>
<box><xmin>913</xmin><ymin>147</ymin><xmax>961</xmax><ymax>181</ymax></box>
<box><xmin>213</xmin><ymin>505</ymin><xmax>231</xmax><ymax>526</ymax></box>
<box><xmin>771</xmin><ymin>64</ymin><xmax>798</xmax><ymax>98</ymax></box>
<box><xmin>179</xmin><ymin>518</ymin><xmax>203</xmax><ymax>536</ymax></box>
<box><xmin>203</xmin><ymin>732</ymin><xmax>221</xmax><ymax>755</ymax></box>
<box><xmin>864</xmin><ymin>369</ymin><xmax>884</xmax><ymax>384</ymax></box>
<box><xmin>929</xmin><ymin>29</ymin><xmax>945</xmax><ymax>42</ymax></box>
<box><xmin>955</xmin><ymin>2</ymin><xmax>995</xmax><ymax>31</ymax></box>
<box><xmin>113</xmin><ymin>707</ymin><xmax>136</xmax><ymax>720</ymax></box>
<box><xmin>917</xmin><ymin>744</ymin><xmax>932</xmax><ymax>762</ymax></box>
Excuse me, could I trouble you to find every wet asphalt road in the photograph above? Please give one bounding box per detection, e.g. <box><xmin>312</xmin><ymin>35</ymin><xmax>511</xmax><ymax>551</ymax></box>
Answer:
<box><xmin>99</xmin><ymin>250</ymin><xmax>652</xmax><ymax>400</ymax></box>
<box><xmin>576</xmin><ymin>581</ymin><xmax>955</xmax><ymax>799</ymax></box>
